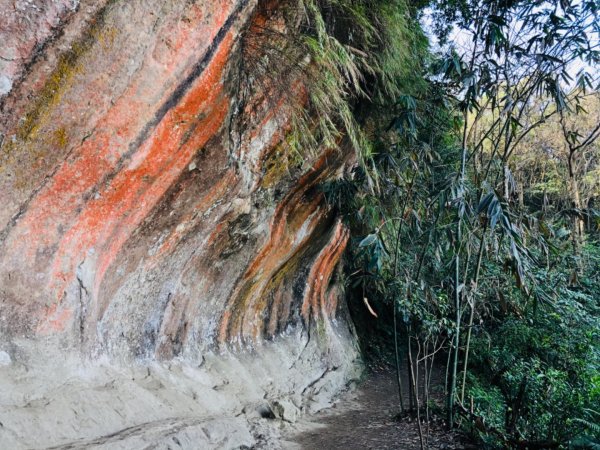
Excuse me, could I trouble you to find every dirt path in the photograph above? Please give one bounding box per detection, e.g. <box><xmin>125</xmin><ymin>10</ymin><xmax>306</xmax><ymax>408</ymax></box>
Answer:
<box><xmin>283</xmin><ymin>370</ymin><xmax>475</xmax><ymax>450</ymax></box>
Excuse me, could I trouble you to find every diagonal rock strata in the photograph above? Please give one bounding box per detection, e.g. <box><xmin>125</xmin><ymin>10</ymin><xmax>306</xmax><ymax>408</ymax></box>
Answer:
<box><xmin>0</xmin><ymin>1</ymin><xmax>362</xmax><ymax>447</ymax></box>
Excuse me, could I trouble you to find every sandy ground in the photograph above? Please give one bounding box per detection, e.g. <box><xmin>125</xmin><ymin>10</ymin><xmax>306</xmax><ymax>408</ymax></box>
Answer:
<box><xmin>0</xmin><ymin>331</ymin><xmax>362</xmax><ymax>449</ymax></box>
<box><xmin>282</xmin><ymin>370</ymin><xmax>476</xmax><ymax>450</ymax></box>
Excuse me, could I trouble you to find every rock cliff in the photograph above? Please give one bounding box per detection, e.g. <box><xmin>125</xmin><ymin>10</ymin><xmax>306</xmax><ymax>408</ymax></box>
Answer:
<box><xmin>0</xmin><ymin>1</ymin><xmax>362</xmax><ymax>447</ymax></box>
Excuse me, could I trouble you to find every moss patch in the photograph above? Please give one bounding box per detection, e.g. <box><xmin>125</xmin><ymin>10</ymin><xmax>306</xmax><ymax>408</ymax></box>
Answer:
<box><xmin>0</xmin><ymin>2</ymin><xmax>118</xmax><ymax>181</ymax></box>
<box><xmin>261</xmin><ymin>140</ymin><xmax>305</xmax><ymax>188</ymax></box>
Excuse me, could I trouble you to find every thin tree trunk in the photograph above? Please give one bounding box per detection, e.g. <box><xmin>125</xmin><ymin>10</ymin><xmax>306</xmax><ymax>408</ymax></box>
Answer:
<box><xmin>570</xmin><ymin>174</ymin><xmax>585</xmax><ymax>247</ymax></box>
<box><xmin>449</xmin><ymin>105</ymin><xmax>469</xmax><ymax>428</ymax></box>
<box><xmin>460</xmin><ymin>227</ymin><xmax>486</xmax><ymax>403</ymax></box>
<box><xmin>408</xmin><ymin>338</ymin><xmax>415</xmax><ymax>411</ymax></box>
<box><xmin>444</xmin><ymin>342</ymin><xmax>452</xmax><ymax>399</ymax></box>
<box><xmin>567</xmin><ymin>153</ymin><xmax>584</xmax><ymax>281</ymax></box>
<box><xmin>391</xmin><ymin>174</ymin><xmax>416</xmax><ymax>415</ymax></box>
<box><xmin>393</xmin><ymin>304</ymin><xmax>405</xmax><ymax>413</ymax></box>
<box><xmin>424</xmin><ymin>342</ymin><xmax>430</xmax><ymax>444</ymax></box>
<box><xmin>408</xmin><ymin>334</ymin><xmax>425</xmax><ymax>450</ymax></box>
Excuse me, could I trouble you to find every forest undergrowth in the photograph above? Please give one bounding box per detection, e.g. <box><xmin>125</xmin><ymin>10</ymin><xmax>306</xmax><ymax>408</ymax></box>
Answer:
<box><xmin>253</xmin><ymin>0</ymin><xmax>600</xmax><ymax>448</ymax></box>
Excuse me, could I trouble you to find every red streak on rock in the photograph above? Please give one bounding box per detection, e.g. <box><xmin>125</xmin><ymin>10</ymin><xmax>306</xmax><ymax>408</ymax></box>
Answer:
<box><xmin>36</xmin><ymin>302</ymin><xmax>73</xmax><ymax>335</ymax></box>
<box><xmin>38</xmin><ymin>32</ymin><xmax>235</xmax><ymax>332</ymax></box>
<box><xmin>219</xmin><ymin>148</ymin><xmax>342</xmax><ymax>344</ymax></box>
<box><xmin>301</xmin><ymin>220</ymin><xmax>349</xmax><ymax>322</ymax></box>
<box><xmin>266</xmin><ymin>284</ymin><xmax>285</xmax><ymax>336</ymax></box>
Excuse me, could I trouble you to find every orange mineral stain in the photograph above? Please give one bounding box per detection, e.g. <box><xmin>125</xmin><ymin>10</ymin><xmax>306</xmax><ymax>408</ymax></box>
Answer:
<box><xmin>30</xmin><ymin>28</ymin><xmax>236</xmax><ymax>332</ymax></box>
<box><xmin>51</xmin><ymin>32</ymin><xmax>235</xmax><ymax>322</ymax></box>
<box><xmin>36</xmin><ymin>303</ymin><xmax>73</xmax><ymax>335</ymax></box>
<box><xmin>218</xmin><ymin>147</ymin><xmax>344</xmax><ymax>344</ymax></box>
<box><xmin>301</xmin><ymin>220</ymin><xmax>349</xmax><ymax>322</ymax></box>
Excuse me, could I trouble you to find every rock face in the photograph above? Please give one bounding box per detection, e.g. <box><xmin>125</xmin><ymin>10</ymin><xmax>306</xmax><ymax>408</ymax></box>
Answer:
<box><xmin>0</xmin><ymin>0</ymin><xmax>361</xmax><ymax>448</ymax></box>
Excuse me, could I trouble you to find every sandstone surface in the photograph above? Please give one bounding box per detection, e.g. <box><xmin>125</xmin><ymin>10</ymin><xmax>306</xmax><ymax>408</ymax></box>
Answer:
<box><xmin>0</xmin><ymin>1</ymin><xmax>362</xmax><ymax>447</ymax></box>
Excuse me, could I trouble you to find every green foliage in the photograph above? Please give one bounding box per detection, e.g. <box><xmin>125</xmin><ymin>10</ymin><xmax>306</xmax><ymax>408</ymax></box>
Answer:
<box><xmin>282</xmin><ymin>0</ymin><xmax>430</xmax><ymax>175</ymax></box>
<box><xmin>466</xmin><ymin>250</ymin><xmax>600</xmax><ymax>446</ymax></box>
<box><xmin>265</xmin><ymin>0</ymin><xmax>600</xmax><ymax>448</ymax></box>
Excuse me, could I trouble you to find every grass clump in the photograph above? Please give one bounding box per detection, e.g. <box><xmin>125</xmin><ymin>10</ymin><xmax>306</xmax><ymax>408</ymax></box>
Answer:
<box><xmin>241</xmin><ymin>0</ymin><xmax>429</xmax><ymax>182</ymax></box>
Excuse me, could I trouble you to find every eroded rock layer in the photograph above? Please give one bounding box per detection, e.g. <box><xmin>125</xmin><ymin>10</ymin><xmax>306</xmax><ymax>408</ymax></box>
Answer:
<box><xmin>0</xmin><ymin>1</ymin><xmax>361</xmax><ymax>448</ymax></box>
